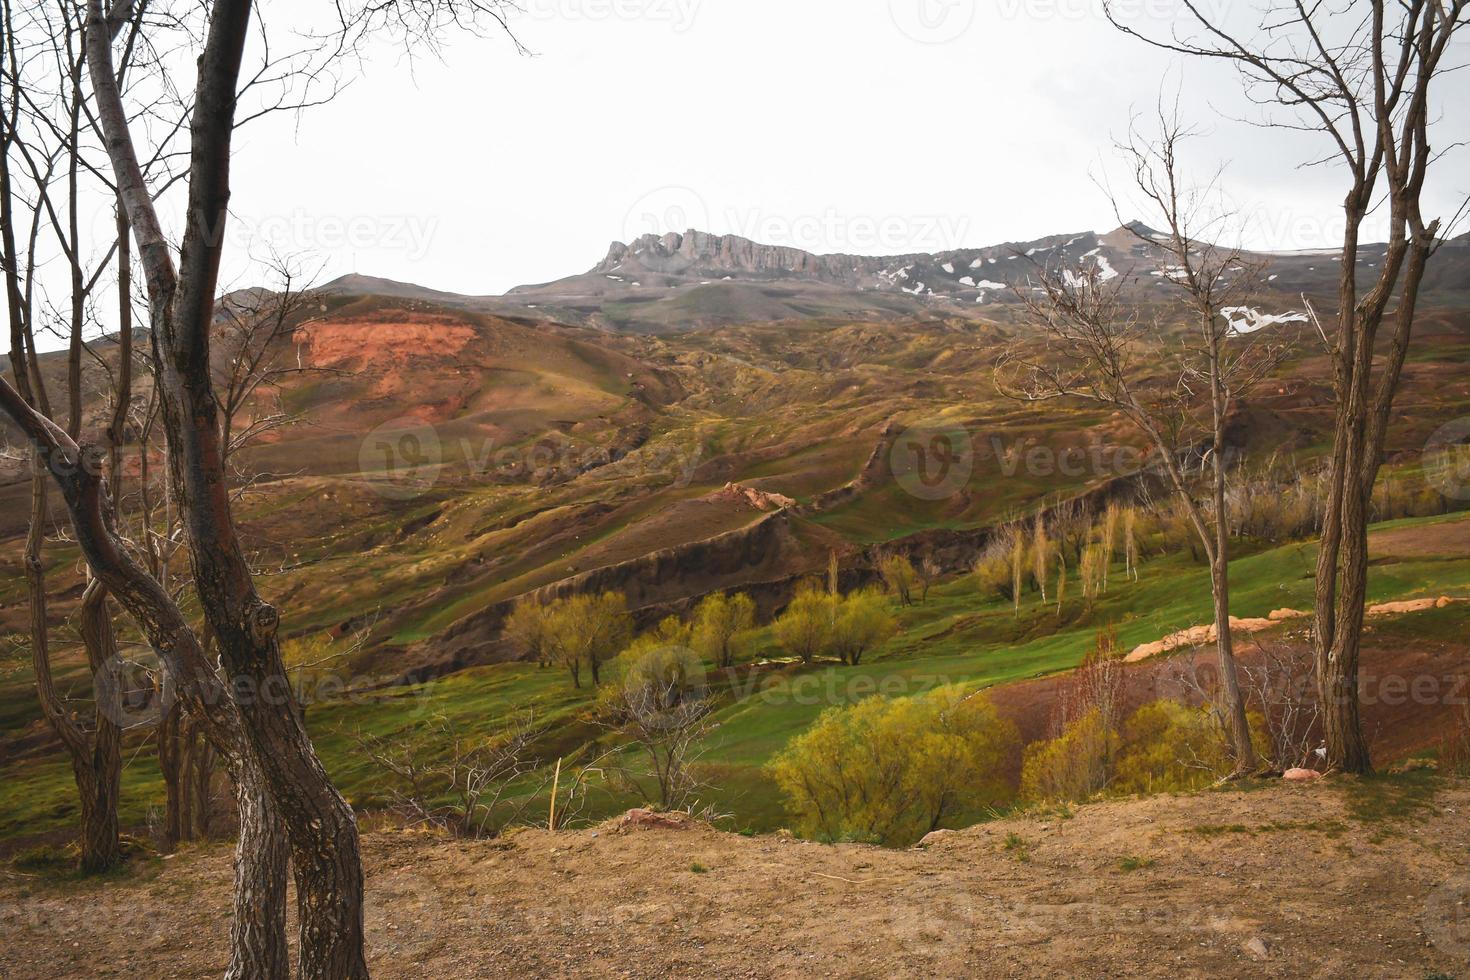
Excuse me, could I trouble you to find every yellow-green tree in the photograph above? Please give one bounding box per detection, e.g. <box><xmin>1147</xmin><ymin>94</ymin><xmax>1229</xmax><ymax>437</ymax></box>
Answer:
<box><xmin>878</xmin><ymin>554</ymin><xmax>918</xmax><ymax>606</ymax></box>
<box><xmin>504</xmin><ymin>596</ymin><xmax>553</xmax><ymax>667</ymax></box>
<box><xmin>648</xmin><ymin>614</ymin><xmax>693</xmax><ymax>649</ymax></box>
<box><xmin>772</xmin><ymin>583</ymin><xmax>836</xmax><ymax>665</ymax></box>
<box><xmin>544</xmin><ymin>591</ymin><xmax>633</xmax><ymax>688</ymax></box>
<box><xmin>767</xmin><ymin>689</ymin><xmax>1017</xmax><ymax>845</ymax></box>
<box><xmin>691</xmin><ymin>592</ymin><xmax>757</xmax><ymax>669</ymax></box>
<box><xmin>973</xmin><ymin>535</ymin><xmax>1014</xmax><ymax>603</ymax></box>
<box><xmin>831</xmin><ymin>588</ymin><xmax>898</xmax><ymax>666</ymax></box>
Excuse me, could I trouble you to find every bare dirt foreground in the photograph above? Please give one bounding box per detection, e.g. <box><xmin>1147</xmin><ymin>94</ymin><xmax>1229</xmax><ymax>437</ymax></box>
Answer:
<box><xmin>3</xmin><ymin>779</ymin><xmax>1469</xmax><ymax>979</ymax></box>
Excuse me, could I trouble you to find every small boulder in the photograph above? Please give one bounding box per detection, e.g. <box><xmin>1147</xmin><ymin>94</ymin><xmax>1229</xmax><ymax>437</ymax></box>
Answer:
<box><xmin>1283</xmin><ymin>768</ymin><xmax>1321</xmax><ymax>782</ymax></box>
<box><xmin>607</xmin><ymin>808</ymin><xmax>694</xmax><ymax>832</ymax></box>
<box><xmin>1268</xmin><ymin>608</ymin><xmax>1309</xmax><ymax>622</ymax></box>
<box><xmin>1243</xmin><ymin>936</ymin><xmax>1271</xmax><ymax>960</ymax></box>
<box><xmin>918</xmin><ymin>829</ymin><xmax>956</xmax><ymax>848</ymax></box>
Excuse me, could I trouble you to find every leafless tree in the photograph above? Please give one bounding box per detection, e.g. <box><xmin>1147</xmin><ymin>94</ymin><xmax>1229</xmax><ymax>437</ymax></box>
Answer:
<box><xmin>0</xmin><ymin>0</ymin><xmax>157</xmax><ymax>874</ymax></box>
<box><xmin>600</xmin><ymin>644</ymin><xmax>718</xmax><ymax>810</ymax></box>
<box><xmin>357</xmin><ymin>714</ymin><xmax>547</xmax><ymax>839</ymax></box>
<box><xmin>1237</xmin><ymin>640</ymin><xmax>1322</xmax><ymax>772</ymax></box>
<box><xmin>1105</xmin><ymin>0</ymin><xmax>1470</xmax><ymax>775</ymax></box>
<box><xmin>916</xmin><ymin>553</ymin><xmax>941</xmax><ymax>603</ymax></box>
<box><xmin>999</xmin><ymin>111</ymin><xmax>1295</xmax><ymax>774</ymax></box>
<box><xmin>1</xmin><ymin>0</ymin><xmax>520</xmax><ymax>975</ymax></box>
<box><xmin>214</xmin><ymin>258</ymin><xmax>324</xmax><ymax>469</ymax></box>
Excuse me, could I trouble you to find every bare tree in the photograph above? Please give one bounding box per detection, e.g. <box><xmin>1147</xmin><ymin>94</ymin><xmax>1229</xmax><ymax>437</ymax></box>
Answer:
<box><xmin>916</xmin><ymin>553</ymin><xmax>941</xmax><ymax>603</ymax></box>
<box><xmin>1</xmin><ymin>1</ymin><xmax>524</xmax><ymax>974</ymax></box>
<box><xmin>357</xmin><ymin>714</ymin><xmax>548</xmax><ymax>838</ymax></box>
<box><xmin>1105</xmin><ymin>0</ymin><xmax>1470</xmax><ymax>774</ymax></box>
<box><xmin>214</xmin><ymin>260</ymin><xmax>324</xmax><ymax>470</ymax></box>
<box><xmin>600</xmin><ymin>642</ymin><xmax>718</xmax><ymax>810</ymax></box>
<box><xmin>999</xmin><ymin>112</ymin><xmax>1292</xmax><ymax>774</ymax></box>
<box><xmin>0</xmin><ymin>0</ymin><xmax>147</xmax><ymax>874</ymax></box>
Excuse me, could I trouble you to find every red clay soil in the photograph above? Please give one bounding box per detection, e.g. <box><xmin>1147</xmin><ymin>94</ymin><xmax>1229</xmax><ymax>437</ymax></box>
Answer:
<box><xmin>293</xmin><ymin>313</ymin><xmax>478</xmax><ymax>368</ymax></box>
<box><xmin>986</xmin><ymin>615</ymin><xmax>1470</xmax><ymax>765</ymax></box>
<box><xmin>3</xmin><ymin>780</ymin><xmax>1468</xmax><ymax>978</ymax></box>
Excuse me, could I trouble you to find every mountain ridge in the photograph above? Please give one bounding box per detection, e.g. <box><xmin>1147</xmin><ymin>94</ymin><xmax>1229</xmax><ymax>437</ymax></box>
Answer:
<box><xmin>320</xmin><ymin>222</ymin><xmax>1470</xmax><ymax>334</ymax></box>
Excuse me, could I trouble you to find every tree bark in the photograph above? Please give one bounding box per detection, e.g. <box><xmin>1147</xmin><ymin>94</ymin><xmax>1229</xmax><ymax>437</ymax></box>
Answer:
<box><xmin>24</xmin><ymin>464</ymin><xmax>124</xmax><ymax>873</ymax></box>
<box><xmin>82</xmin><ymin>3</ymin><xmax>370</xmax><ymax>973</ymax></box>
<box><xmin>225</xmin><ymin>755</ymin><xmax>290</xmax><ymax>980</ymax></box>
<box><xmin>1208</xmin><ymin>325</ymin><xmax>1258</xmax><ymax>774</ymax></box>
<box><xmin>158</xmin><ymin>681</ymin><xmax>186</xmax><ymax>851</ymax></box>
<box><xmin>191</xmin><ymin>724</ymin><xmax>216</xmax><ymax>840</ymax></box>
<box><xmin>77</xmin><ymin>579</ymin><xmax>124</xmax><ymax>874</ymax></box>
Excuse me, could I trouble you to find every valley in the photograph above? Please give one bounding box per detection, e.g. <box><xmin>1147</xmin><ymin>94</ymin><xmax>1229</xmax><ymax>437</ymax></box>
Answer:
<box><xmin>3</xmin><ymin>227</ymin><xmax>1469</xmax><ymax>848</ymax></box>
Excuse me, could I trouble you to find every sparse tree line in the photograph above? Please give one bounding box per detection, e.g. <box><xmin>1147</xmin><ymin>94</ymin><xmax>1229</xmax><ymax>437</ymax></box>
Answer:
<box><xmin>365</xmin><ymin>592</ymin><xmax>762</xmax><ymax>829</ymax></box>
<box><xmin>506</xmin><ymin>589</ymin><xmax>758</xmax><ymax>687</ymax></box>
<box><xmin>974</xmin><ymin>502</ymin><xmax>1141</xmax><ymax>615</ymax></box>
<box><xmin>772</xmin><ymin>0</ymin><xmax>1470</xmax><ymax>842</ymax></box>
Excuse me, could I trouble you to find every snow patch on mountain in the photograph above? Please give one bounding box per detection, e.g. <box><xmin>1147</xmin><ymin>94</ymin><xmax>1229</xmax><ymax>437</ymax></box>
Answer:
<box><xmin>1221</xmin><ymin>306</ymin><xmax>1309</xmax><ymax>334</ymax></box>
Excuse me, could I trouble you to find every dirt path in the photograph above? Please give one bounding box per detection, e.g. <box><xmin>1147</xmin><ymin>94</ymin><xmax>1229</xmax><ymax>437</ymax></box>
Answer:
<box><xmin>3</xmin><ymin>779</ymin><xmax>1468</xmax><ymax>978</ymax></box>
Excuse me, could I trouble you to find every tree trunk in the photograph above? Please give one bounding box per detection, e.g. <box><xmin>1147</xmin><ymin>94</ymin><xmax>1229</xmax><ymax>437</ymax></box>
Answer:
<box><xmin>1208</xmin><ymin>341</ymin><xmax>1258</xmax><ymax>775</ymax></box>
<box><xmin>77</xmin><ymin>580</ymin><xmax>124</xmax><ymax>874</ymax></box>
<box><xmin>158</xmin><ymin>688</ymin><xmax>186</xmax><ymax>850</ymax></box>
<box><xmin>81</xmin><ymin>2</ymin><xmax>370</xmax><ymax>972</ymax></box>
<box><xmin>1317</xmin><ymin>485</ymin><xmax>1374</xmax><ymax>773</ymax></box>
<box><xmin>1210</xmin><ymin>561</ymin><xmax>1257</xmax><ymax>773</ymax></box>
<box><xmin>26</xmin><ymin>467</ymin><xmax>123</xmax><ymax>874</ymax></box>
<box><xmin>191</xmin><ymin>727</ymin><xmax>216</xmax><ymax>840</ymax></box>
<box><xmin>225</xmin><ymin>755</ymin><xmax>290</xmax><ymax>980</ymax></box>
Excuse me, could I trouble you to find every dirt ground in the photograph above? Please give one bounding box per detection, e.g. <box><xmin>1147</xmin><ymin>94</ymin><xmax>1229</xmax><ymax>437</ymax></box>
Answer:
<box><xmin>3</xmin><ymin>779</ymin><xmax>1469</xmax><ymax>979</ymax></box>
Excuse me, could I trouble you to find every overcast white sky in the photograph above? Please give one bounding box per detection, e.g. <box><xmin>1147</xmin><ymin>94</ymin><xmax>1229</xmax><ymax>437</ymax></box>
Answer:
<box><xmin>145</xmin><ymin>0</ymin><xmax>1470</xmax><ymax>297</ymax></box>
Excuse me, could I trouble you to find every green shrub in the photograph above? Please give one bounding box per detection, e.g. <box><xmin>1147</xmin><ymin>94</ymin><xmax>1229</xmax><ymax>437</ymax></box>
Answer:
<box><xmin>1114</xmin><ymin>699</ymin><xmax>1230</xmax><ymax>794</ymax></box>
<box><xmin>1023</xmin><ymin>697</ymin><xmax>1260</xmax><ymax>804</ymax></box>
<box><xmin>1020</xmin><ymin>708</ymin><xmax>1117</xmax><ymax>803</ymax></box>
<box><xmin>767</xmin><ymin>687</ymin><xmax>1018</xmax><ymax>846</ymax></box>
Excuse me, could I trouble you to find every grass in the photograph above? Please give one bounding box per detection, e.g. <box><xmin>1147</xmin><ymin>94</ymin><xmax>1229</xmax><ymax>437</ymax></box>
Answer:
<box><xmin>1003</xmin><ymin>833</ymin><xmax>1032</xmax><ymax>862</ymax></box>
<box><xmin>3</xmin><ymin>511</ymin><xmax>1469</xmax><ymax>847</ymax></box>
<box><xmin>1116</xmin><ymin>855</ymin><xmax>1155</xmax><ymax>872</ymax></box>
<box><xmin>1341</xmin><ymin>768</ymin><xmax>1444</xmax><ymax>842</ymax></box>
